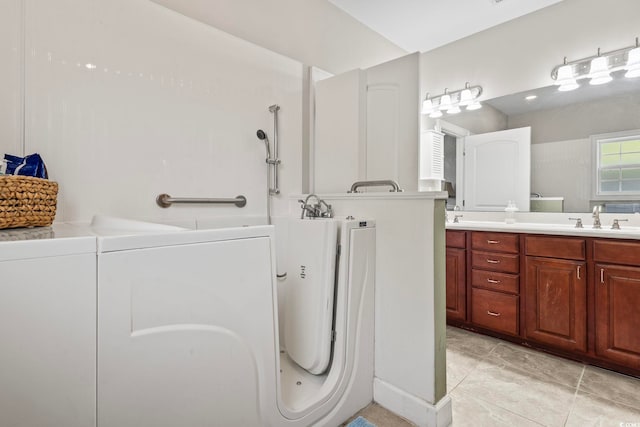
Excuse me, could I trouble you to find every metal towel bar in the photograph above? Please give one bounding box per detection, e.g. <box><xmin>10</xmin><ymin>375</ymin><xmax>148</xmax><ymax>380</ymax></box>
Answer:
<box><xmin>156</xmin><ymin>193</ymin><xmax>247</xmax><ymax>208</ymax></box>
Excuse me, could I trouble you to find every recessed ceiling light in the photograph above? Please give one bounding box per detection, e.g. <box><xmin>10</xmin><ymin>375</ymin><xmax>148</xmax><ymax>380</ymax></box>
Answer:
<box><xmin>525</xmin><ymin>95</ymin><xmax>537</xmax><ymax>101</ymax></box>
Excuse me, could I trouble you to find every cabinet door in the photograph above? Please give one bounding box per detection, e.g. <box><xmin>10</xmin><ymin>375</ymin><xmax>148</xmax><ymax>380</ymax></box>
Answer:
<box><xmin>525</xmin><ymin>257</ymin><xmax>587</xmax><ymax>352</ymax></box>
<box><xmin>595</xmin><ymin>264</ymin><xmax>640</xmax><ymax>368</ymax></box>
<box><xmin>446</xmin><ymin>247</ymin><xmax>466</xmax><ymax>322</ymax></box>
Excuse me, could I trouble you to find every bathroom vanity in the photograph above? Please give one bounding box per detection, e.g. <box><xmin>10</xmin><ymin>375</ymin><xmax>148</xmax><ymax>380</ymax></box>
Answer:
<box><xmin>446</xmin><ymin>221</ymin><xmax>640</xmax><ymax>377</ymax></box>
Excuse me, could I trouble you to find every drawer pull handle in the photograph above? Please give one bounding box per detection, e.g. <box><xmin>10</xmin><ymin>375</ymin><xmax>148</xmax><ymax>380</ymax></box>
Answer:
<box><xmin>487</xmin><ymin>311</ymin><xmax>501</xmax><ymax>317</ymax></box>
<box><xmin>487</xmin><ymin>278</ymin><xmax>501</xmax><ymax>284</ymax></box>
<box><xmin>577</xmin><ymin>266</ymin><xmax>581</xmax><ymax>280</ymax></box>
<box><xmin>487</xmin><ymin>240</ymin><xmax>500</xmax><ymax>244</ymax></box>
<box><xmin>600</xmin><ymin>268</ymin><xmax>605</xmax><ymax>284</ymax></box>
<box><xmin>486</xmin><ymin>259</ymin><xmax>500</xmax><ymax>264</ymax></box>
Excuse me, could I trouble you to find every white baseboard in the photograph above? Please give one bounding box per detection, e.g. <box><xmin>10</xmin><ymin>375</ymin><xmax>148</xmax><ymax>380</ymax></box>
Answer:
<box><xmin>373</xmin><ymin>378</ymin><xmax>452</xmax><ymax>427</ymax></box>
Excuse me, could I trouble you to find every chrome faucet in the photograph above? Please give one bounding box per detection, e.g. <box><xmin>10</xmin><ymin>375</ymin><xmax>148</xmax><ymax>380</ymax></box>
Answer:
<box><xmin>568</xmin><ymin>217</ymin><xmax>583</xmax><ymax>228</ymax></box>
<box><xmin>592</xmin><ymin>205</ymin><xmax>602</xmax><ymax>229</ymax></box>
<box><xmin>611</xmin><ymin>219</ymin><xmax>629</xmax><ymax>230</ymax></box>
<box><xmin>298</xmin><ymin>194</ymin><xmax>333</xmax><ymax>219</ymax></box>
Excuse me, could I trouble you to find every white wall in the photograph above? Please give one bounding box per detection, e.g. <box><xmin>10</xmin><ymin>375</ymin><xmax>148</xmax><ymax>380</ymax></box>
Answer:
<box><xmin>531</xmin><ymin>139</ymin><xmax>591</xmax><ymax>213</ymax></box>
<box><xmin>149</xmin><ymin>0</ymin><xmax>407</xmax><ymax>76</ymax></box>
<box><xmin>0</xmin><ymin>0</ymin><xmax>22</xmax><ymax>158</ymax></box>
<box><xmin>508</xmin><ymin>93</ymin><xmax>640</xmax><ymax>144</ymax></box>
<box><xmin>420</xmin><ymin>0</ymin><xmax>640</xmax><ymax>101</ymax></box>
<box><xmin>18</xmin><ymin>0</ymin><xmax>304</xmax><ymax>223</ymax></box>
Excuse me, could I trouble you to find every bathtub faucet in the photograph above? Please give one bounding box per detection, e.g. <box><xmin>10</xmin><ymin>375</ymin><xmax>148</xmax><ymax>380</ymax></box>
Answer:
<box><xmin>298</xmin><ymin>194</ymin><xmax>334</xmax><ymax>219</ymax></box>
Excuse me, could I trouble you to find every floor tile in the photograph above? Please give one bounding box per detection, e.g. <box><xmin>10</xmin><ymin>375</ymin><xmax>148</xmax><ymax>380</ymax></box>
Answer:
<box><xmin>446</xmin><ymin>326</ymin><xmax>500</xmax><ymax>358</ymax></box>
<box><xmin>450</xmin><ymin>388</ymin><xmax>543</xmax><ymax>427</ymax></box>
<box><xmin>486</xmin><ymin>341</ymin><xmax>584</xmax><ymax>388</ymax></box>
<box><xmin>565</xmin><ymin>390</ymin><xmax>640</xmax><ymax>427</ymax></box>
<box><xmin>579</xmin><ymin>366</ymin><xmax>640</xmax><ymax>411</ymax></box>
<box><xmin>446</xmin><ymin>347</ymin><xmax>482</xmax><ymax>393</ymax></box>
<box><xmin>455</xmin><ymin>357</ymin><xmax>575</xmax><ymax>426</ymax></box>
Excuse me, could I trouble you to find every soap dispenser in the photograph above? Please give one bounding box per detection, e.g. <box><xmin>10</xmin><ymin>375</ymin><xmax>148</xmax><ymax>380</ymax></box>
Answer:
<box><xmin>505</xmin><ymin>200</ymin><xmax>518</xmax><ymax>224</ymax></box>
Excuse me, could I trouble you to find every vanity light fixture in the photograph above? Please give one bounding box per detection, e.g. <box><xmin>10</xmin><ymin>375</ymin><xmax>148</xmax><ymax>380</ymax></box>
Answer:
<box><xmin>551</xmin><ymin>38</ymin><xmax>640</xmax><ymax>90</ymax></box>
<box><xmin>421</xmin><ymin>82</ymin><xmax>483</xmax><ymax>116</ymax></box>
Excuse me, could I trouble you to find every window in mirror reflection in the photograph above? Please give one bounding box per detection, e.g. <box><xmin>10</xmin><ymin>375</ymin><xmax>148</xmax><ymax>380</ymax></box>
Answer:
<box><xmin>594</xmin><ymin>130</ymin><xmax>640</xmax><ymax>196</ymax></box>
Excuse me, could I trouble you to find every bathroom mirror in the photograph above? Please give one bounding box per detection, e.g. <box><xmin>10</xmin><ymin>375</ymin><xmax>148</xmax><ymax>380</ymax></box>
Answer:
<box><xmin>442</xmin><ymin>75</ymin><xmax>640</xmax><ymax>213</ymax></box>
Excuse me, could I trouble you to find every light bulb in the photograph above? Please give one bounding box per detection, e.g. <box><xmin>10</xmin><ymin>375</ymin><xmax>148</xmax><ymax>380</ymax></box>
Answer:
<box><xmin>466</xmin><ymin>101</ymin><xmax>482</xmax><ymax>111</ymax></box>
<box><xmin>625</xmin><ymin>47</ymin><xmax>640</xmax><ymax>78</ymax></box>
<box><xmin>459</xmin><ymin>88</ymin><xmax>473</xmax><ymax>106</ymax></box>
<box><xmin>421</xmin><ymin>98</ymin><xmax>434</xmax><ymax>114</ymax></box>
<box><xmin>555</xmin><ymin>64</ymin><xmax>579</xmax><ymax>91</ymax></box>
<box><xmin>559</xmin><ymin>82</ymin><xmax>580</xmax><ymax>91</ymax></box>
<box><xmin>589</xmin><ymin>56</ymin><xmax>612</xmax><ymax>85</ymax></box>
<box><xmin>447</xmin><ymin>105</ymin><xmax>461</xmax><ymax>115</ymax></box>
<box><xmin>439</xmin><ymin>94</ymin><xmax>452</xmax><ymax>110</ymax></box>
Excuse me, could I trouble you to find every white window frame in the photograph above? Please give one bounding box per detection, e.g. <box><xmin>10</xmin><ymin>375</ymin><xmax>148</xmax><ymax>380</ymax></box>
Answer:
<box><xmin>591</xmin><ymin>129</ymin><xmax>640</xmax><ymax>200</ymax></box>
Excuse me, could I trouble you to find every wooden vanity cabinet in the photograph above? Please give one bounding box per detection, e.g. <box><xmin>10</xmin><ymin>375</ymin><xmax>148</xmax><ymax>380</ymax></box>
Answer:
<box><xmin>470</xmin><ymin>231</ymin><xmax>520</xmax><ymax>336</ymax></box>
<box><xmin>445</xmin><ymin>228</ymin><xmax>640</xmax><ymax>376</ymax></box>
<box><xmin>593</xmin><ymin>240</ymin><xmax>640</xmax><ymax>369</ymax></box>
<box><xmin>446</xmin><ymin>231</ymin><xmax>466</xmax><ymax>322</ymax></box>
<box><xmin>524</xmin><ymin>235</ymin><xmax>587</xmax><ymax>352</ymax></box>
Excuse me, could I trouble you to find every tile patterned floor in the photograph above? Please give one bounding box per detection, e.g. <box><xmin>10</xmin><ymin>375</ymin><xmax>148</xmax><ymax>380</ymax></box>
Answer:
<box><xmin>447</xmin><ymin>326</ymin><xmax>640</xmax><ymax>427</ymax></box>
<box><xmin>348</xmin><ymin>326</ymin><xmax>640</xmax><ymax>426</ymax></box>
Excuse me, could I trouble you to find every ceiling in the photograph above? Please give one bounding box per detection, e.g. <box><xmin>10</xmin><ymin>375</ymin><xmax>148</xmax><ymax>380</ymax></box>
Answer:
<box><xmin>328</xmin><ymin>0</ymin><xmax>564</xmax><ymax>53</ymax></box>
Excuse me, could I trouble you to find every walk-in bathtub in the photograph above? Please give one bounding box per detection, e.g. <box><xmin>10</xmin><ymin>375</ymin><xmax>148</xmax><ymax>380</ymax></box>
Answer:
<box><xmin>97</xmin><ymin>217</ymin><xmax>375</xmax><ymax>426</ymax></box>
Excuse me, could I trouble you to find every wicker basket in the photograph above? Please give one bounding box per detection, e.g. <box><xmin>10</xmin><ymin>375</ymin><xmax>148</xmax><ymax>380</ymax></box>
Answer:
<box><xmin>0</xmin><ymin>175</ymin><xmax>58</xmax><ymax>229</ymax></box>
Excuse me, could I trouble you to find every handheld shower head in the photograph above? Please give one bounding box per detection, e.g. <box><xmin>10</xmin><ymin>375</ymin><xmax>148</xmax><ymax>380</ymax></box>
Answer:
<box><xmin>256</xmin><ymin>129</ymin><xmax>271</xmax><ymax>159</ymax></box>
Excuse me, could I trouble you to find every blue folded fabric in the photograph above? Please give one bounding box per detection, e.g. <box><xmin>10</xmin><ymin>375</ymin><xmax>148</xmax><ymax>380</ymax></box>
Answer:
<box><xmin>347</xmin><ymin>416</ymin><xmax>377</xmax><ymax>427</ymax></box>
<box><xmin>4</xmin><ymin>153</ymin><xmax>48</xmax><ymax>179</ymax></box>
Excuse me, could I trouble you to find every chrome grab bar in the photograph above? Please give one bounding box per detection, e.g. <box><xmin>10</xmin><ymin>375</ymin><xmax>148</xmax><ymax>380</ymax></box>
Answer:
<box><xmin>348</xmin><ymin>180</ymin><xmax>403</xmax><ymax>193</ymax></box>
<box><xmin>156</xmin><ymin>193</ymin><xmax>247</xmax><ymax>208</ymax></box>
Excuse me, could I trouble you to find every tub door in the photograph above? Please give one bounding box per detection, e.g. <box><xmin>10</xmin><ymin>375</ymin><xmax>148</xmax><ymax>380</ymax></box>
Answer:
<box><xmin>97</xmin><ymin>237</ymin><xmax>278</xmax><ymax>427</ymax></box>
<box><xmin>283</xmin><ymin>219</ymin><xmax>338</xmax><ymax>375</ymax></box>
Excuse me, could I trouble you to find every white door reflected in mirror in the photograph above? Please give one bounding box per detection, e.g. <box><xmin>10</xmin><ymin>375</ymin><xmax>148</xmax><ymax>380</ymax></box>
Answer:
<box><xmin>462</xmin><ymin>127</ymin><xmax>531</xmax><ymax>211</ymax></box>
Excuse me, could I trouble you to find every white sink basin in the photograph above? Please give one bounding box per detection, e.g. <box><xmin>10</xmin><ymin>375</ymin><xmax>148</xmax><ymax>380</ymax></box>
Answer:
<box><xmin>447</xmin><ymin>219</ymin><xmax>640</xmax><ymax>237</ymax></box>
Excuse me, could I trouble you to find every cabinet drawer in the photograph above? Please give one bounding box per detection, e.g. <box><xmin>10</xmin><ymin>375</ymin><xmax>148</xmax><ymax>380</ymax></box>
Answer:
<box><xmin>593</xmin><ymin>240</ymin><xmax>640</xmax><ymax>266</ymax></box>
<box><xmin>525</xmin><ymin>236</ymin><xmax>585</xmax><ymax>260</ymax></box>
<box><xmin>471</xmin><ymin>288</ymin><xmax>519</xmax><ymax>335</ymax></box>
<box><xmin>446</xmin><ymin>230</ymin><xmax>466</xmax><ymax>249</ymax></box>
<box><xmin>472</xmin><ymin>251</ymin><xmax>519</xmax><ymax>274</ymax></box>
<box><xmin>472</xmin><ymin>232</ymin><xmax>519</xmax><ymax>254</ymax></box>
<box><xmin>472</xmin><ymin>269</ymin><xmax>519</xmax><ymax>294</ymax></box>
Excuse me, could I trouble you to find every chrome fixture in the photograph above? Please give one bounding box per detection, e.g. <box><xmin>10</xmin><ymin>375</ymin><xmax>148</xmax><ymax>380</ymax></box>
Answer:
<box><xmin>611</xmin><ymin>218</ymin><xmax>629</xmax><ymax>230</ymax></box>
<box><xmin>453</xmin><ymin>214</ymin><xmax>463</xmax><ymax>224</ymax></box>
<box><xmin>298</xmin><ymin>194</ymin><xmax>333</xmax><ymax>219</ymax></box>
<box><xmin>256</xmin><ymin>104</ymin><xmax>281</xmax><ymax>226</ymax></box>
<box><xmin>568</xmin><ymin>217</ymin><xmax>583</xmax><ymax>228</ymax></box>
<box><xmin>592</xmin><ymin>205</ymin><xmax>602</xmax><ymax>229</ymax></box>
<box><xmin>268</xmin><ymin>104</ymin><xmax>281</xmax><ymax>195</ymax></box>
<box><xmin>551</xmin><ymin>37</ymin><xmax>640</xmax><ymax>91</ymax></box>
<box><xmin>156</xmin><ymin>193</ymin><xmax>246</xmax><ymax>208</ymax></box>
<box><xmin>530</xmin><ymin>192</ymin><xmax>542</xmax><ymax>198</ymax></box>
<box><xmin>421</xmin><ymin>83</ymin><xmax>483</xmax><ymax>118</ymax></box>
<box><xmin>256</xmin><ymin>104</ymin><xmax>282</xmax><ymax>197</ymax></box>
<box><xmin>348</xmin><ymin>180</ymin><xmax>403</xmax><ymax>193</ymax></box>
